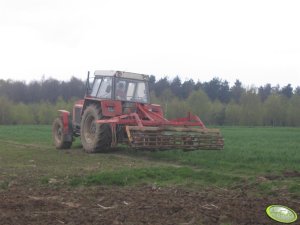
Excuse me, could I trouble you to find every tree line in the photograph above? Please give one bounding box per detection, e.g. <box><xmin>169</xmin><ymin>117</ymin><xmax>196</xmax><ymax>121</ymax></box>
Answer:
<box><xmin>0</xmin><ymin>77</ymin><xmax>85</xmax><ymax>103</ymax></box>
<box><xmin>0</xmin><ymin>76</ymin><xmax>300</xmax><ymax>126</ymax></box>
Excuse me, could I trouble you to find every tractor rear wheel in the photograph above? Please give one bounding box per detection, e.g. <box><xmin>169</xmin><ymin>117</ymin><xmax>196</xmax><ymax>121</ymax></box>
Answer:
<box><xmin>80</xmin><ymin>104</ymin><xmax>112</xmax><ymax>153</ymax></box>
<box><xmin>52</xmin><ymin>118</ymin><xmax>72</xmax><ymax>149</ymax></box>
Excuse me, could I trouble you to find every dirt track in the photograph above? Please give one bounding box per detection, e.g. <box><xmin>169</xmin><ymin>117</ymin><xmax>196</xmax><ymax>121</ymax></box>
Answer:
<box><xmin>1</xmin><ymin>185</ymin><xmax>299</xmax><ymax>225</ymax></box>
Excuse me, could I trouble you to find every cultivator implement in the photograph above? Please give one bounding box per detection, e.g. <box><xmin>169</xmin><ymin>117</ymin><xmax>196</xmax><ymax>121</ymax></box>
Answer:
<box><xmin>126</xmin><ymin>126</ymin><xmax>224</xmax><ymax>151</ymax></box>
<box><xmin>97</xmin><ymin>104</ymin><xmax>224</xmax><ymax>151</ymax></box>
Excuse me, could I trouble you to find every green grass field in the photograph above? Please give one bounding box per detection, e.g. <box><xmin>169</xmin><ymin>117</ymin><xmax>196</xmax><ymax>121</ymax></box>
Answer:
<box><xmin>0</xmin><ymin>125</ymin><xmax>299</xmax><ymax>195</ymax></box>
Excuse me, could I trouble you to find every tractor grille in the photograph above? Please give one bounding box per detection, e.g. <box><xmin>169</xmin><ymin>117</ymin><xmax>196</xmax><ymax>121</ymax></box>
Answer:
<box><xmin>74</xmin><ymin>107</ymin><xmax>82</xmax><ymax>125</ymax></box>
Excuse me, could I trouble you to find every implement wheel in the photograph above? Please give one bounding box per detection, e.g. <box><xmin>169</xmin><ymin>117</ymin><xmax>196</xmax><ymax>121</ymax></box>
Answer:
<box><xmin>80</xmin><ymin>105</ymin><xmax>112</xmax><ymax>153</ymax></box>
<box><xmin>52</xmin><ymin>118</ymin><xmax>72</xmax><ymax>149</ymax></box>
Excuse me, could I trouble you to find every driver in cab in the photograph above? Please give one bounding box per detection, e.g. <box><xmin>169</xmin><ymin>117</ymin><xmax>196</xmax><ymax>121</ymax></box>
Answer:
<box><xmin>116</xmin><ymin>82</ymin><xmax>126</xmax><ymax>100</ymax></box>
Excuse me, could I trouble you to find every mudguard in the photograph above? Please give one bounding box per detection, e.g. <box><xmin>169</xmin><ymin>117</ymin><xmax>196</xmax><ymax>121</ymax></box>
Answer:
<box><xmin>58</xmin><ymin>110</ymin><xmax>73</xmax><ymax>142</ymax></box>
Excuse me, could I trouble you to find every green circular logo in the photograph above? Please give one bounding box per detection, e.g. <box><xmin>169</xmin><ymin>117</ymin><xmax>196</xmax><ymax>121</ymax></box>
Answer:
<box><xmin>266</xmin><ymin>205</ymin><xmax>298</xmax><ymax>223</ymax></box>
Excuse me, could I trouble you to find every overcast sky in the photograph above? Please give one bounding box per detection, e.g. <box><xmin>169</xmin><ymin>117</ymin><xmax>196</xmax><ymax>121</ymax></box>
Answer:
<box><xmin>0</xmin><ymin>0</ymin><xmax>300</xmax><ymax>87</ymax></box>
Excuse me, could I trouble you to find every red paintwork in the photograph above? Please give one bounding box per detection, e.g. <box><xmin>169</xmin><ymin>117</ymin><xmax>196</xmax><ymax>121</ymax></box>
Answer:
<box><xmin>74</xmin><ymin>99</ymin><xmax>84</xmax><ymax>106</ymax></box>
<box><xmin>83</xmin><ymin>97</ymin><xmax>101</xmax><ymax>106</ymax></box>
<box><xmin>58</xmin><ymin>110</ymin><xmax>70</xmax><ymax>134</ymax></box>
<box><xmin>143</xmin><ymin>104</ymin><xmax>164</xmax><ymax>117</ymax></box>
<box><xmin>72</xmin><ymin>97</ymin><xmax>205</xmax><ymax>129</ymax></box>
<box><xmin>101</xmin><ymin>100</ymin><xmax>122</xmax><ymax>117</ymax></box>
<box><xmin>96</xmin><ymin>103</ymin><xmax>206</xmax><ymax>129</ymax></box>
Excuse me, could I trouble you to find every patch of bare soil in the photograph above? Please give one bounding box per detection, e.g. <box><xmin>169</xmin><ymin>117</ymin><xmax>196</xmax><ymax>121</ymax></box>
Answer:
<box><xmin>283</xmin><ymin>170</ymin><xmax>300</xmax><ymax>178</ymax></box>
<box><xmin>0</xmin><ymin>185</ymin><xmax>299</xmax><ymax>225</ymax></box>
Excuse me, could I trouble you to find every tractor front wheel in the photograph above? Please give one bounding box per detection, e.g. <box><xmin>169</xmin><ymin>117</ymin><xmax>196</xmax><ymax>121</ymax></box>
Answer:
<box><xmin>52</xmin><ymin>118</ymin><xmax>72</xmax><ymax>149</ymax></box>
<box><xmin>80</xmin><ymin>105</ymin><xmax>112</xmax><ymax>153</ymax></box>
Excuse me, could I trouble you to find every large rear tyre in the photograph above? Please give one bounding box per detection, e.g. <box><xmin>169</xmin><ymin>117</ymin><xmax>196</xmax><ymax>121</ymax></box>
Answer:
<box><xmin>52</xmin><ymin>118</ymin><xmax>72</xmax><ymax>149</ymax></box>
<box><xmin>80</xmin><ymin>105</ymin><xmax>112</xmax><ymax>153</ymax></box>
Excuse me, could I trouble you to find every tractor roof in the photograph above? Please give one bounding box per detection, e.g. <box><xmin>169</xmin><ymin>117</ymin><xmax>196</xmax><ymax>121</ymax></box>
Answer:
<box><xmin>94</xmin><ymin>70</ymin><xmax>149</xmax><ymax>81</ymax></box>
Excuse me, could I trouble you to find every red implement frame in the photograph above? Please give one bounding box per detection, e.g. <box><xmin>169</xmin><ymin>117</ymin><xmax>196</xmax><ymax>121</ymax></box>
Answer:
<box><xmin>97</xmin><ymin>104</ymin><xmax>223</xmax><ymax>150</ymax></box>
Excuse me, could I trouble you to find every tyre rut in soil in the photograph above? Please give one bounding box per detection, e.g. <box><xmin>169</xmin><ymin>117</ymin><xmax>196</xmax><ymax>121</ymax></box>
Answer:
<box><xmin>80</xmin><ymin>104</ymin><xmax>112</xmax><ymax>153</ymax></box>
<box><xmin>52</xmin><ymin>117</ymin><xmax>72</xmax><ymax>149</ymax></box>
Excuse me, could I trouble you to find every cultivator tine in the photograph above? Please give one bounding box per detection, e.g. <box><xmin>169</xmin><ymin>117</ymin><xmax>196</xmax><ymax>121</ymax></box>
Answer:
<box><xmin>126</xmin><ymin>126</ymin><xmax>224</xmax><ymax>151</ymax></box>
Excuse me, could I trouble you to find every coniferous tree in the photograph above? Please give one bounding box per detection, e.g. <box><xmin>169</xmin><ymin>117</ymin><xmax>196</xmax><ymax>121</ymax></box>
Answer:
<box><xmin>154</xmin><ymin>77</ymin><xmax>169</xmax><ymax>96</ymax></box>
<box><xmin>230</xmin><ymin>79</ymin><xmax>244</xmax><ymax>103</ymax></box>
<box><xmin>258</xmin><ymin>83</ymin><xmax>272</xmax><ymax>102</ymax></box>
<box><xmin>181</xmin><ymin>79</ymin><xmax>195</xmax><ymax>99</ymax></box>
<box><xmin>280</xmin><ymin>84</ymin><xmax>293</xmax><ymax>98</ymax></box>
<box><xmin>295</xmin><ymin>86</ymin><xmax>300</xmax><ymax>95</ymax></box>
<box><xmin>170</xmin><ymin>76</ymin><xmax>182</xmax><ymax>97</ymax></box>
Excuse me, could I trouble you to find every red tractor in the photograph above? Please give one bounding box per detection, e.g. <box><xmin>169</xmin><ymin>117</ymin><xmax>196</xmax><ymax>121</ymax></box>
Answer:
<box><xmin>52</xmin><ymin>70</ymin><xmax>224</xmax><ymax>152</ymax></box>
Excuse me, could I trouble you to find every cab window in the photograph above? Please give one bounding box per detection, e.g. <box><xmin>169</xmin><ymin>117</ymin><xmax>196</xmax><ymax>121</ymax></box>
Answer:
<box><xmin>90</xmin><ymin>77</ymin><xmax>112</xmax><ymax>99</ymax></box>
<box><xmin>91</xmin><ymin>78</ymin><xmax>101</xmax><ymax>96</ymax></box>
<box><xmin>97</xmin><ymin>77</ymin><xmax>112</xmax><ymax>99</ymax></box>
<box><xmin>115</xmin><ymin>78</ymin><xmax>149</xmax><ymax>103</ymax></box>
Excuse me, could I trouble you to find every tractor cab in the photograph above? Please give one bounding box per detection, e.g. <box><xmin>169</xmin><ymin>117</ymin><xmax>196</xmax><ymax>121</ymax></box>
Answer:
<box><xmin>87</xmin><ymin>70</ymin><xmax>150</xmax><ymax>104</ymax></box>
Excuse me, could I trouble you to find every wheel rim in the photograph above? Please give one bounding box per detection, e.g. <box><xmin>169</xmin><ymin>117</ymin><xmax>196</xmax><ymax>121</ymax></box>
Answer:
<box><xmin>83</xmin><ymin>114</ymin><xmax>97</xmax><ymax>144</ymax></box>
<box><xmin>54</xmin><ymin>122</ymin><xmax>62</xmax><ymax>143</ymax></box>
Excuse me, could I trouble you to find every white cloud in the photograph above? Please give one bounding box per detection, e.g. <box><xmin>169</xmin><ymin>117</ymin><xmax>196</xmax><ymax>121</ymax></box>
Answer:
<box><xmin>0</xmin><ymin>0</ymin><xmax>300</xmax><ymax>87</ymax></box>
